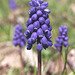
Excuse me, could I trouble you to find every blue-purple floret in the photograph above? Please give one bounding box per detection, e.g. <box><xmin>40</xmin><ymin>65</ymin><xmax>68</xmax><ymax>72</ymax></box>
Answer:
<box><xmin>54</xmin><ymin>25</ymin><xmax>69</xmax><ymax>49</ymax></box>
<box><xmin>25</xmin><ymin>0</ymin><xmax>52</xmax><ymax>51</ymax></box>
<box><xmin>9</xmin><ymin>0</ymin><xmax>17</xmax><ymax>10</ymax></box>
<box><xmin>13</xmin><ymin>24</ymin><xmax>26</xmax><ymax>47</ymax></box>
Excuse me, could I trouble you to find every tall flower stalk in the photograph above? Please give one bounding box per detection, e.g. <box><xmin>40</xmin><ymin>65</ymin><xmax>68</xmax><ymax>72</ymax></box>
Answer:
<box><xmin>25</xmin><ymin>0</ymin><xmax>53</xmax><ymax>75</ymax></box>
<box><xmin>38</xmin><ymin>50</ymin><xmax>41</xmax><ymax>75</ymax></box>
<box><xmin>13</xmin><ymin>24</ymin><xmax>26</xmax><ymax>75</ymax></box>
<box><xmin>54</xmin><ymin>25</ymin><xmax>69</xmax><ymax>75</ymax></box>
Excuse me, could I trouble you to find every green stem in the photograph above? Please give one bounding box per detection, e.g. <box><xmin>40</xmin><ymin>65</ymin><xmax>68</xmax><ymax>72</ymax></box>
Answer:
<box><xmin>67</xmin><ymin>61</ymin><xmax>75</xmax><ymax>74</ymax></box>
<box><xmin>59</xmin><ymin>47</ymin><xmax>62</xmax><ymax>75</ymax></box>
<box><xmin>19</xmin><ymin>46</ymin><xmax>25</xmax><ymax>75</ymax></box>
<box><xmin>62</xmin><ymin>47</ymin><xmax>68</xmax><ymax>75</ymax></box>
<box><xmin>38</xmin><ymin>51</ymin><xmax>41</xmax><ymax>75</ymax></box>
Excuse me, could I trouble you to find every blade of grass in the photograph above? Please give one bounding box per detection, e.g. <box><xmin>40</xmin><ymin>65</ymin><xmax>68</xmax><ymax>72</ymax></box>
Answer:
<box><xmin>67</xmin><ymin>61</ymin><xmax>75</xmax><ymax>74</ymax></box>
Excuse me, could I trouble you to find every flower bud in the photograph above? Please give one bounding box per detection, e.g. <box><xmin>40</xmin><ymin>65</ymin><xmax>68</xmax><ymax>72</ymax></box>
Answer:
<box><xmin>48</xmin><ymin>25</ymin><xmax>52</xmax><ymax>31</ymax></box>
<box><xmin>41</xmin><ymin>24</ymin><xmax>48</xmax><ymax>32</ymax></box>
<box><xmin>45</xmin><ymin>31</ymin><xmax>52</xmax><ymax>38</ymax></box>
<box><xmin>29</xmin><ymin>7</ymin><xmax>36</xmax><ymax>14</ymax></box>
<box><xmin>27</xmin><ymin>18</ymin><xmax>32</xmax><ymax>25</ymax></box>
<box><xmin>33</xmin><ymin>21</ymin><xmax>40</xmax><ymax>30</ymax></box>
<box><xmin>20</xmin><ymin>41</ymin><xmax>25</xmax><ymax>47</ymax></box>
<box><xmin>38</xmin><ymin>0</ymin><xmax>43</xmax><ymax>4</ymax></box>
<box><xmin>40</xmin><ymin>5</ymin><xmax>46</xmax><ymax>10</ymax></box>
<box><xmin>43</xmin><ymin>44</ymin><xmax>48</xmax><ymax>49</ymax></box>
<box><xmin>27</xmin><ymin>24</ymin><xmax>34</xmax><ymax>33</ymax></box>
<box><xmin>47</xmin><ymin>40</ymin><xmax>53</xmax><ymax>46</ymax></box>
<box><xmin>29</xmin><ymin>2</ymin><xmax>34</xmax><ymax>6</ymax></box>
<box><xmin>41</xmin><ymin>36</ymin><xmax>47</xmax><ymax>45</ymax></box>
<box><xmin>37</xmin><ymin>28</ymin><xmax>43</xmax><ymax>38</ymax></box>
<box><xmin>64</xmin><ymin>41</ymin><xmax>69</xmax><ymax>47</ymax></box>
<box><xmin>37</xmin><ymin>10</ymin><xmax>43</xmax><ymax>16</ymax></box>
<box><xmin>44</xmin><ymin>9</ymin><xmax>51</xmax><ymax>13</ymax></box>
<box><xmin>32</xmin><ymin>14</ymin><xmax>38</xmax><ymax>21</ymax></box>
<box><xmin>13</xmin><ymin>41</ymin><xmax>17</xmax><ymax>46</ymax></box>
<box><xmin>42</xmin><ymin>2</ymin><xmax>48</xmax><ymax>7</ymax></box>
<box><xmin>45</xmin><ymin>19</ymin><xmax>50</xmax><ymax>25</ymax></box>
<box><xmin>28</xmin><ymin>38</ymin><xmax>32</xmax><ymax>44</ymax></box>
<box><xmin>65</xmin><ymin>37</ymin><xmax>69</xmax><ymax>41</ymax></box>
<box><xmin>27</xmin><ymin>44</ymin><xmax>32</xmax><ymax>50</ymax></box>
<box><xmin>39</xmin><ymin>17</ymin><xmax>45</xmax><ymax>24</ymax></box>
<box><xmin>37</xmin><ymin>43</ymin><xmax>43</xmax><ymax>51</ymax></box>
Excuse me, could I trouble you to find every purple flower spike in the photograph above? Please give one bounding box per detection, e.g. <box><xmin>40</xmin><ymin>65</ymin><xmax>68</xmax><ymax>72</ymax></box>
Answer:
<box><xmin>9</xmin><ymin>0</ymin><xmax>17</xmax><ymax>10</ymax></box>
<box><xmin>37</xmin><ymin>43</ymin><xmax>43</xmax><ymax>51</ymax></box>
<box><xmin>54</xmin><ymin>25</ymin><xmax>69</xmax><ymax>49</ymax></box>
<box><xmin>25</xmin><ymin>0</ymin><xmax>52</xmax><ymax>50</ymax></box>
<box><xmin>13</xmin><ymin>24</ymin><xmax>26</xmax><ymax>47</ymax></box>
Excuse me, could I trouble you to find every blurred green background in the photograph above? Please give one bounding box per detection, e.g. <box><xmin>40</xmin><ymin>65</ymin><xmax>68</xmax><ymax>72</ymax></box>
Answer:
<box><xmin>0</xmin><ymin>0</ymin><xmax>75</xmax><ymax>75</ymax></box>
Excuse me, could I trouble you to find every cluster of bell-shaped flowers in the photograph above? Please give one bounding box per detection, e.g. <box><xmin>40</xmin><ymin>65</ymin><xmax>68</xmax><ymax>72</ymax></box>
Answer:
<box><xmin>13</xmin><ymin>24</ymin><xmax>26</xmax><ymax>47</ymax></box>
<box><xmin>54</xmin><ymin>25</ymin><xmax>69</xmax><ymax>49</ymax></box>
<box><xmin>9</xmin><ymin>0</ymin><xmax>17</xmax><ymax>10</ymax></box>
<box><xmin>25</xmin><ymin>0</ymin><xmax>53</xmax><ymax>51</ymax></box>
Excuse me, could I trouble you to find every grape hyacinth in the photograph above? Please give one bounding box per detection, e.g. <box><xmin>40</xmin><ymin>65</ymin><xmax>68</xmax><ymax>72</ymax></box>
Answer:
<box><xmin>54</xmin><ymin>25</ymin><xmax>69</xmax><ymax>51</ymax></box>
<box><xmin>13</xmin><ymin>24</ymin><xmax>26</xmax><ymax>75</ymax></box>
<box><xmin>25</xmin><ymin>0</ymin><xmax>53</xmax><ymax>51</ymax></box>
<box><xmin>9</xmin><ymin>0</ymin><xmax>17</xmax><ymax>10</ymax></box>
<box><xmin>13</xmin><ymin>24</ymin><xmax>26</xmax><ymax>47</ymax></box>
